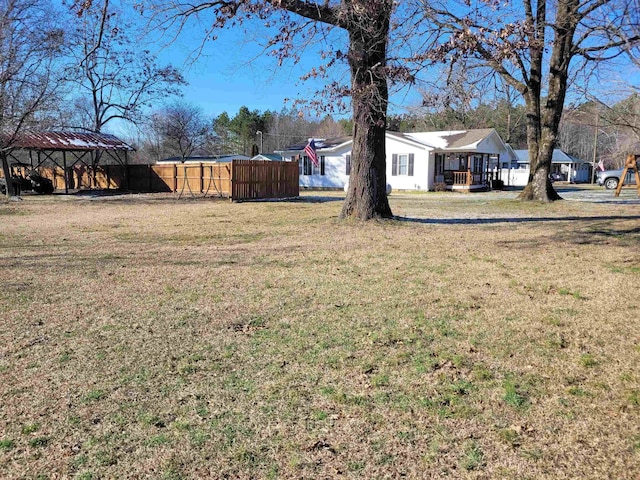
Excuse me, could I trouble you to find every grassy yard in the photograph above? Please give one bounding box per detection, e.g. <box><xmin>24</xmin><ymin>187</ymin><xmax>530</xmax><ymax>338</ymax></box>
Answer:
<box><xmin>1</xmin><ymin>190</ymin><xmax>639</xmax><ymax>479</ymax></box>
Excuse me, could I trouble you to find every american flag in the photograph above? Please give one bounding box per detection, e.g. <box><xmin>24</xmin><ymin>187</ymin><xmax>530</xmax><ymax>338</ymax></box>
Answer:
<box><xmin>597</xmin><ymin>159</ymin><xmax>605</xmax><ymax>171</ymax></box>
<box><xmin>304</xmin><ymin>139</ymin><xmax>319</xmax><ymax>167</ymax></box>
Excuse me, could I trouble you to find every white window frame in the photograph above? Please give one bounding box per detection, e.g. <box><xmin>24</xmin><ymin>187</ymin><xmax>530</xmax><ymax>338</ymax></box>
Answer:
<box><xmin>398</xmin><ymin>154</ymin><xmax>409</xmax><ymax>176</ymax></box>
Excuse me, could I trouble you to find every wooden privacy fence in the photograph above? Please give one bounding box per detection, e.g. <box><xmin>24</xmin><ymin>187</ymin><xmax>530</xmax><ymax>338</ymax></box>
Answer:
<box><xmin>231</xmin><ymin>160</ymin><xmax>299</xmax><ymax>200</ymax></box>
<box><xmin>3</xmin><ymin>160</ymin><xmax>299</xmax><ymax>201</ymax></box>
<box><xmin>7</xmin><ymin>164</ymin><xmax>129</xmax><ymax>191</ymax></box>
<box><xmin>148</xmin><ymin>163</ymin><xmax>232</xmax><ymax>196</ymax></box>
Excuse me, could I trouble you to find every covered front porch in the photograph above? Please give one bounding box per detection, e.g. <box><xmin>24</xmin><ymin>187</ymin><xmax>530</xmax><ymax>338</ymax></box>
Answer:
<box><xmin>434</xmin><ymin>152</ymin><xmax>500</xmax><ymax>191</ymax></box>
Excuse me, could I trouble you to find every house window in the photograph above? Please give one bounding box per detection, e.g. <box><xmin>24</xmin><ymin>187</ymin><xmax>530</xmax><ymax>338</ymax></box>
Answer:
<box><xmin>301</xmin><ymin>155</ymin><xmax>324</xmax><ymax>176</ymax></box>
<box><xmin>301</xmin><ymin>156</ymin><xmax>312</xmax><ymax>175</ymax></box>
<box><xmin>473</xmin><ymin>156</ymin><xmax>483</xmax><ymax>173</ymax></box>
<box><xmin>398</xmin><ymin>154</ymin><xmax>408</xmax><ymax>175</ymax></box>
<box><xmin>435</xmin><ymin>154</ymin><xmax>444</xmax><ymax>175</ymax></box>
<box><xmin>391</xmin><ymin>153</ymin><xmax>414</xmax><ymax>176</ymax></box>
<box><xmin>345</xmin><ymin>154</ymin><xmax>351</xmax><ymax>175</ymax></box>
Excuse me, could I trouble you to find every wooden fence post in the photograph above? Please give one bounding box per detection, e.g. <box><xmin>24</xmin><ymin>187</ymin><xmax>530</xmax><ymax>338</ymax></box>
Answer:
<box><xmin>173</xmin><ymin>164</ymin><xmax>178</xmax><ymax>192</ymax></box>
<box><xmin>229</xmin><ymin>160</ymin><xmax>234</xmax><ymax>201</ymax></box>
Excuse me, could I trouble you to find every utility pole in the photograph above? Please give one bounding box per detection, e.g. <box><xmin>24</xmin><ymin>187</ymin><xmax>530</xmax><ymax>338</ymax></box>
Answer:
<box><xmin>256</xmin><ymin>131</ymin><xmax>263</xmax><ymax>154</ymax></box>
<box><xmin>591</xmin><ymin>112</ymin><xmax>599</xmax><ymax>184</ymax></box>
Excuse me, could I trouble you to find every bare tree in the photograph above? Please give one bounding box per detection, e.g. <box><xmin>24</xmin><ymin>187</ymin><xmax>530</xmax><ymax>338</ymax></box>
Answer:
<box><xmin>423</xmin><ymin>0</ymin><xmax>640</xmax><ymax>201</ymax></box>
<box><xmin>147</xmin><ymin>102</ymin><xmax>210</xmax><ymax>161</ymax></box>
<box><xmin>66</xmin><ymin>0</ymin><xmax>186</xmax><ymax>133</ymax></box>
<box><xmin>0</xmin><ymin>0</ymin><xmax>65</xmax><ymax>197</ymax></box>
<box><xmin>262</xmin><ymin>108</ymin><xmax>315</xmax><ymax>152</ymax></box>
<box><xmin>311</xmin><ymin>115</ymin><xmax>351</xmax><ymax>138</ymax></box>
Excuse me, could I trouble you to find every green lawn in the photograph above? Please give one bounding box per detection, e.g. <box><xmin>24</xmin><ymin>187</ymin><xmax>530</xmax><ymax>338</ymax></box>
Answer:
<box><xmin>1</xmin><ymin>190</ymin><xmax>639</xmax><ymax>479</ymax></box>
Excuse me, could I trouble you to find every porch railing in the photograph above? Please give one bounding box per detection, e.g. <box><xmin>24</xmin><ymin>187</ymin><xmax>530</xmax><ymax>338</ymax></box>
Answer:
<box><xmin>453</xmin><ymin>170</ymin><xmax>472</xmax><ymax>186</ymax></box>
<box><xmin>436</xmin><ymin>170</ymin><xmax>485</xmax><ymax>187</ymax></box>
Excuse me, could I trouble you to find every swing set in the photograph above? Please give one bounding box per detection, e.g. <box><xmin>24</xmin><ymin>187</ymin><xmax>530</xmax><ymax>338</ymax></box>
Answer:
<box><xmin>614</xmin><ymin>154</ymin><xmax>640</xmax><ymax>197</ymax></box>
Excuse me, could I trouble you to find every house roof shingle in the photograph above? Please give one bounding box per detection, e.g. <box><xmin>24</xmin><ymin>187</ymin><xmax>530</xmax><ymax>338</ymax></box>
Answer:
<box><xmin>278</xmin><ymin>136</ymin><xmax>352</xmax><ymax>152</ymax></box>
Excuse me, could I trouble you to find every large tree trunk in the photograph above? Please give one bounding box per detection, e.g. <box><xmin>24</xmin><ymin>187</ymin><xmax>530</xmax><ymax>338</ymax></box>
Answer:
<box><xmin>519</xmin><ymin>143</ymin><xmax>562</xmax><ymax>201</ymax></box>
<box><xmin>340</xmin><ymin>2</ymin><xmax>393</xmax><ymax>220</ymax></box>
<box><xmin>519</xmin><ymin>0</ymin><xmax>578</xmax><ymax>202</ymax></box>
<box><xmin>517</xmin><ymin>27</ymin><xmax>561</xmax><ymax>202</ymax></box>
<box><xmin>519</xmin><ymin>110</ymin><xmax>562</xmax><ymax>201</ymax></box>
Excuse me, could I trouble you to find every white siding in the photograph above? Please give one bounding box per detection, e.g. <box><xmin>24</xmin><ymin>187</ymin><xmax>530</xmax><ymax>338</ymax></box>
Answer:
<box><xmin>571</xmin><ymin>163</ymin><xmax>591</xmax><ymax>182</ymax></box>
<box><xmin>298</xmin><ymin>144</ymin><xmax>351</xmax><ymax>189</ymax></box>
<box><xmin>500</xmin><ymin>162</ymin><xmax>592</xmax><ymax>186</ymax></box>
<box><xmin>385</xmin><ymin>136</ymin><xmax>432</xmax><ymax>191</ymax></box>
<box><xmin>498</xmin><ymin>168</ymin><xmax>529</xmax><ymax>186</ymax></box>
<box><xmin>475</xmin><ymin>134</ymin><xmax>511</xmax><ymax>160</ymax></box>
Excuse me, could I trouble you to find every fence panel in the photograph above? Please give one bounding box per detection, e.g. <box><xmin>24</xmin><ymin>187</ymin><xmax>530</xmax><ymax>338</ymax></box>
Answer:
<box><xmin>230</xmin><ymin>160</ymin><xmax>299</xmax><ymax>201</ymax></box>
<box><xmin>201</xmin><ymin>163</ymin><xmax>231</xmax><ymax>197</ymax></box>
<box><xmin>151</xmin><ymin>164</ymin><xmax>177</xmax><ymax>192</ymax></box>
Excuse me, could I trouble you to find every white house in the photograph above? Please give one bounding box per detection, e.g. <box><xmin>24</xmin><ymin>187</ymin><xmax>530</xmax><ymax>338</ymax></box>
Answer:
<box><xmin>277</xmin><ymin>129</ymin><xmax>513</xmax><ymax>191</ymax></box>
<box><xmin>500</xmin><ymin>149</ymin><xmax>592</xmax><ymax>186</ymax></box>
<box><xmin>250</xmin><ymin>153</ymin><xmax>283</xmax><ymax>161</ymax></box>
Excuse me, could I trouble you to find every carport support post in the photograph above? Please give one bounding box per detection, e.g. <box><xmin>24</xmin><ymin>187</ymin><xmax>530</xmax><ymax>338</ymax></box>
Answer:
<box><xmin>124</xmin><ymin>151</ymin><xmax>129</xmax><ymax>191</ymax></box>
<box><xmin>1</xmin><ymin>151</ymin><xmax>15</xmax><ymax>197</ymax></box>
<box><xmin>91</xmin><ymin>150</ymin><xmax>96</xmax><ymax>189</ymax></box>
<box><xmin>63</xmin><ymin>151</ymin><xmax>68</xmax><ymax>194</ymax></box>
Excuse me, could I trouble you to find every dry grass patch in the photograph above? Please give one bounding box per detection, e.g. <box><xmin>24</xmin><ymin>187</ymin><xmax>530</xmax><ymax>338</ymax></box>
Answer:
<box><xmin>1</xmin><ymin>191</ymin><xmax>639</xmax><ymax>479</ymax></box>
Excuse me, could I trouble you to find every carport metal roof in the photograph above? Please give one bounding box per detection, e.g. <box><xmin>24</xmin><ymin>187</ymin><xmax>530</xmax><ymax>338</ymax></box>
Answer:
<box><xmin>5</xmin><ymin>131</ymin><xmax>135</xmax><ymax>193</ymax></box>
<box><xmin>10</xmin><ymin>131</ymin><xmax>134</xmax><ymax>151</ymax></box>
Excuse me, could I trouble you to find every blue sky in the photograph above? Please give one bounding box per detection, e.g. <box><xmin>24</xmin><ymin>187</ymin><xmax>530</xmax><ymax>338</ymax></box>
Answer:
<box><xmin>143</xmin><ymin>6</ymin><xmax>428</xmax><ymax>121</ymax></box>
<box><xmin>151</xmin><ymin>17</ymin><xmax>361</xmax><ymax>119</ymax></box>
<box><xmin>157</xmin><ymin>34</ymin><xmax>300</xmax><ymax>116</ymax></box>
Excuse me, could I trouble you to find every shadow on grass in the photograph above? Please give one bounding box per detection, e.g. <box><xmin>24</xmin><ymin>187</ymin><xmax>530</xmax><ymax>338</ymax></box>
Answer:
<box><xmin>395</xmin><ymin>215</ymin><xmax>640</xmax><ymax>247</ymax></box>
<box><xmin>553</xmin><ymin>185</ymin><xmax>598</xmax><ymax>192</ymax></box>
<box><xmin>394</xmin><ymin>215</ymin><xmax>640</xmax><ymax>227</ymax></box>
<box><xmin>236</xmin><ymin>195</ymin><xmax>344</xmax><ymax>204</ymax></box>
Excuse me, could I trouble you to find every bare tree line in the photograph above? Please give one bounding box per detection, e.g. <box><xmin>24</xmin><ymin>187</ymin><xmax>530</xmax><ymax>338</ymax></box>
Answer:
<box><xmin>132</xmin><ymin>104</ymin><xmax>351</xmax><ymax>163</ymax></box>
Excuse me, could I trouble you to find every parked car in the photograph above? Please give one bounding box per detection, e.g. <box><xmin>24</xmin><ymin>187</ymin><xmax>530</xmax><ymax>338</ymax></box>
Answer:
<box><xmin>597</xmin><ymin>164</ymin><xmax>639</xmax><ymax>189</ymax></box>
<box><xmin>549</xmin><ymin>172</ymin><xmax>563</xmax><ymax>182</ymax></box>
